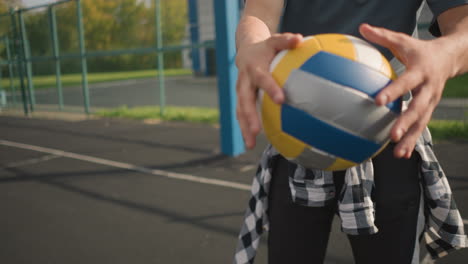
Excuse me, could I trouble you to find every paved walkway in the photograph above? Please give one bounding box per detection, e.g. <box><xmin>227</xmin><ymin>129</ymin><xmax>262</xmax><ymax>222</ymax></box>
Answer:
<box><xmin>2</xmin><ymin>76</ymin><xmax>467</xmax><ymax>120</ymax></box>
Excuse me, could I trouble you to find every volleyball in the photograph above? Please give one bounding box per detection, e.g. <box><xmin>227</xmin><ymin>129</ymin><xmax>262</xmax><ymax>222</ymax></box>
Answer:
<box><xmin>259</xmin><ymin>34</ymin><xmax>402</xmax><ymax>171</ymax></box>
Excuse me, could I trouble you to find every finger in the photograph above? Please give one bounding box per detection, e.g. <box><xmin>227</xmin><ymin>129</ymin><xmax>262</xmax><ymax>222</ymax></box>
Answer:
<box><xmin>237</xmin><ymin>104</ymin><xmax>253</xmax><ymax>149</ymax></box>
<box><xmin>251</xmin><ymin>67</ymin><xmax>285</xmax><ymax>104</ymax></box>
<box><xmin>390</xmin><ymin>84</ymin><xmax>434</xmax><ymax>142</ymax></box>
<box><xmin>359</xmin><ymin>24</ymin><xmax>410</xmax><ymax>54</ymax></box>
<box><xmin>237</xmin><ymin>73</ymin><xmax>261</xmax><ymax>134</ymax></box>
<box><xmin>251</xmin><ymin>33</ymin><xmax>302</xmax><ymax>104</ymax></box>
<box><xmin>236</xmin><ymin>72</ymin><xmax>254</xmax><ymax>148</ymax></box>
<box><xmin>392</xmin><ymin>88</ymin><xmax>436</xmax><ymax>158</ymax></box>
<box><xmin>359</xmin><ymin>23</ymin><xmax>416</xmax><ymax>67</ymax></box>
<box><xmin>375</xmin><ymin>69</ymin><xmax>425</xmax><ymax>106</ymax></box>
<box><xmin>393</xmin><ymin>109</ymin><xmax>432</xmax><ymax>159</ymax></box>
<box><xmin>267</xmin><ymin>33</ymin><xmax>303</xmax><ymax>52</ymax></box>
<box><xmin>237</xmin><ymin>75</ymin><xmax>260</xmax><ymax>148</ymax></box>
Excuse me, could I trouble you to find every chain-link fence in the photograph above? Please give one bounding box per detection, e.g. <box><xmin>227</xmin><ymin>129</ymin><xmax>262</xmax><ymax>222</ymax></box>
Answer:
<box><xmin>0</xmin><ymin>0</ymin><xmax>466</xmax><ymax>122</ymax></box>
<box><xmin>0</xmin><ymin>0</ymin><xmax>220</xmax><ymax>115</ymax></box>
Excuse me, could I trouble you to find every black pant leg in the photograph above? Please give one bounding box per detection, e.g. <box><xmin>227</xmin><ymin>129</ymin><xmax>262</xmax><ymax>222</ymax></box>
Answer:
<box><xmin>346</xmin><ymin>143</ymin><xmax>421</xmax><ymax>264</ymax></box>
<box><xmin>267</xmin><ymin>156</ymin><xmax>336</xmax><ymax>264</ymax></box>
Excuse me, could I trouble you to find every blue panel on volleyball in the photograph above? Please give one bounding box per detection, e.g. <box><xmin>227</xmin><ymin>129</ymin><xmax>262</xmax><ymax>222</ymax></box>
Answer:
<box><xmin>300</xmin><ymin>51</ymin><xmax>401</xmax><ymax>113</ymax></box>
<box><xmin>281</xmin><ymin>104</ymin><xmax>382</xmax><ymax>163</ymax></box>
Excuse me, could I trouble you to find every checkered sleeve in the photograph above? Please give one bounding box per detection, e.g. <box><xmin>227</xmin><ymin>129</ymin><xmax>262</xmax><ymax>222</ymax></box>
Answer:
<box><xmin>288</xmin><ymin>162</ymin><xmax>336</xmax><ymax>207</ymax></box>
<box><xmin>233</xmin><ymin>146</ymin><xmax>276</xmax><ymax>264</ymax></box>
<box><xmin>234</xmin><ymin>127</ymin><xmax>467</xmax><ymax>263</ymax></box>
<box><xmin>338</xmin><ymin>160</ymin><xmax>379</xmax><ymax>235</ymax></box>
<box><xmin>415</xmin><ymin>127</ymin><xmax>468</xmax><ymax>259</ymax></box>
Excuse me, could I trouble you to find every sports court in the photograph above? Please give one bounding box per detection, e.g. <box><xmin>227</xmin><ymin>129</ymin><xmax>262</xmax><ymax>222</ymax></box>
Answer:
<box><xmin>1</xmin><ymin>114</ymin><xmax>467</xmax><ymax>264</ymax></box>
<box><xmin>1</xmin><ymin>0</ymin><xmax>468</xmax><ymax>263</ymax></box>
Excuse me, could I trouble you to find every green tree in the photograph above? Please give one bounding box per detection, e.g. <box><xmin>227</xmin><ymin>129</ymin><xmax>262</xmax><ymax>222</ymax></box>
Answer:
<box><xmin>0</xmin><ymin>0</ymin><xmax>22</xmax><ymax>37</ymax></box>
<box><xmin>16</xmin><ymin>0</ymin><xmax>190</xmax><ymax>74</ymax></box>
<box><xmin>0</xmin><ymin>0</ymin><xmax>21</xmax><ymax>75</ymax></box>
<box><xmin>145</xmin><ymin>0</ymin><xmax>188</xmax><ymax>68</ymax></box>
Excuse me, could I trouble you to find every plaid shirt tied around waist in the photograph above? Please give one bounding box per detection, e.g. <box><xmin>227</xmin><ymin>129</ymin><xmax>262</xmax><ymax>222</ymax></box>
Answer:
<box><xmin>233</xmin><ymin>127</ymin><xmax>467</xmax><ymax>264</ymax></box>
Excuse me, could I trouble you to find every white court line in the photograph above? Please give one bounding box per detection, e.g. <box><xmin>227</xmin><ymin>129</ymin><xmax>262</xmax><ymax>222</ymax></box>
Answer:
<box><xmin>1</xmin><ymin>154</ymin><xmax>60</xmax><ymax>170</ymax></box>
<box><xmin>3</xmin><ymin>139</ymin><xmax>468</xmax><ymax>225</ymax></box>
<box><xmin>0</xmin><ymin>139</ymin><xmax>251</xmax><ymax>191</ymax></box>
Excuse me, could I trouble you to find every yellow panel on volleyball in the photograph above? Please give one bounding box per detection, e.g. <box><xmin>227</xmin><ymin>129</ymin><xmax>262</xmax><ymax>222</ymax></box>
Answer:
<box><xmin>262</xmin><ymin>37</ymin><xmax>322</xmax><ymax>158</ymax></box>
<box><xmin>271</xmin><ymin>37</ymin><xmax>322</xmax><ymax>87</ymax></box>
<box><xmin>380</xmin><ymin>54</ymin><xmax>397</xmax><ymax>80</ymax></box>
<box><xmin>261</xmin><ymin>94</ymin><xmax>306</xmax><ymax>158</ymax></box>
<box><xmin>326</xmin><ymin>158</ymin><xmax>358</xmax><ymax>171</ymax></box>
<box><xmin>315</xmin><ymin>34</ymin><xmax>357</xmax><ymax>61</ymax></box>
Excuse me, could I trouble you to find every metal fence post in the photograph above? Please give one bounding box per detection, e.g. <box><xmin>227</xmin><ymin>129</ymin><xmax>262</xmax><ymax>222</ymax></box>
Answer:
<box><xmin>11</xmin><ymin>8</ymin><xmax>29</xmax><ymax>115</ymax></box>
<box><xmin>0</xmin><ymin>70</ymin><xmax>6</xmax><ymax>107</ymax></box>
<box><xmin>188</xmin><ymin>0</ymin><xmax>201</xmax><ymax>75</ymax></box>
<box><xmin>76</xmin><ymin>0</ymin><xmax>90</xmax><ymax>114</ymax></box>
<box><xmin>0</xmin><ymin>38</ymin><xmax>3</xmax><ymax>101</ymax></box>
<box><xmin>213</xmin><ymin>0</ymin><xmax>245</xmax><ymax>156</ymax></box>
<box><xmin>155</xmin><ymin>0</ymin><xmax>165</xmax><ymax>116</ymax></box>
<box><xmin>4</xmin><ymin>36</ymin><xmax>17</xmax><ymax>105</ymax></box>
<box><xmin>49</xmin><ymin>6</ymin><xmax>64</xmax><ymax>110</ymax></box>
<box><xmin>19</xmin><ymin>10</ymin><xmax>35</xmax><ymax>111</ymax></box>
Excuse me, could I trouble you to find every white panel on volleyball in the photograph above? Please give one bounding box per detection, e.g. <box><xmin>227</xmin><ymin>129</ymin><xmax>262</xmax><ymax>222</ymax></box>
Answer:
<box><xmin>345</xmin><ymin>35</ymin><xmax>389</xmax><ymax>76</ymax></box>
<box><xmin>283</xmin><ymin>69</ymin><xmax>398</xmax><ymax>144</ymax></box>
<box><xmin>292</xmin><ymin>145</ymin><xmax>337</xmax><ymax>170</ymax></box>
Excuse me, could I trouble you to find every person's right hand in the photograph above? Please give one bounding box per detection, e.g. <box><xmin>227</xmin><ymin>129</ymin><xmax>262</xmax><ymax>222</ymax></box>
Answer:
<box><xmin>235</xmin><ymin>33</ymin><xmax>303</xmax><ymax>149</ymax></box>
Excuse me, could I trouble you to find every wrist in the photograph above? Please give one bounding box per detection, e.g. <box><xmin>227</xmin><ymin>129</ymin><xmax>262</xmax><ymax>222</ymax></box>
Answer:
<box><xmin>431</xmin><ymin>36</ymin><xmax>463</xmax><ymax>79</ymax></box>
<box><xmin>434</xmin><ymin>30</ymin><xmax>468</xmax><ymax>78</ymax></box>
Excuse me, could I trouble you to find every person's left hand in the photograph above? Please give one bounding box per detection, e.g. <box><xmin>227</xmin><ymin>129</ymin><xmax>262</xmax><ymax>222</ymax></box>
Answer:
<box><xmin>359</xmin><ymin>23</ymin><xmax>456</xmax><ymax>159</ymax></box>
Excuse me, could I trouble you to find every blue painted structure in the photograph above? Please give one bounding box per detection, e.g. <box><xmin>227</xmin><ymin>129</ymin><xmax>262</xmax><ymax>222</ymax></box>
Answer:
<box><xmin>213</xmin><ymin>0</ymin><xmax>245</xmax><ymax>156</ymax></box>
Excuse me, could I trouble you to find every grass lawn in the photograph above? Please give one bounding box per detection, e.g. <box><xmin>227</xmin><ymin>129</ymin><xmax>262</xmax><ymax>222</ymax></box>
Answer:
<box><xmin>428</xmin><ymin>120</ymin><xmax>468</xmax><ymax>142</ymax></box>
<box><xmin>0</xmin><ymin>68</ymin><xmax>192</xmax><ymax>91</ymax></box>
<box><xmin>96</xmin><ymin>105</ymin><xmax>219</xmax><ymax>125</ymax></box>
<box><xmin>444</xmin><ymin>73</ymin><xmax>468</xmax><ymax>98</ymax></box>
<box><xmin>96</xmin><ymin>105</ymin><xmax>468</xmax><ymax>142</ymax></box>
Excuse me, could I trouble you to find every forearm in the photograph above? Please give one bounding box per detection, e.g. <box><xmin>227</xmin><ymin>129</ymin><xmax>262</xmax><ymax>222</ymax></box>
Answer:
<box><xmin>235</xmin><ymin>0</ymin><xmax>283</xmax><ymax>50</ymax></box>
<box><xmin>236</xmin><ymin>15</ymin><xmax>273</xmax><ymax>50</ymax></box>
<box><xmin>435</xmin><ymin>5</ymin><xmax>468</xmax><ymax>77</ymax></box>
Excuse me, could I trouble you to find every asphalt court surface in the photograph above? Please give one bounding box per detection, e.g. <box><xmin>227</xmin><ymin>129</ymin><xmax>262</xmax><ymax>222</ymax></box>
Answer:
<box><xmin>1</xmin><ymin>115</ymin><xmax>467</xmax><ymax>263</ymax></box>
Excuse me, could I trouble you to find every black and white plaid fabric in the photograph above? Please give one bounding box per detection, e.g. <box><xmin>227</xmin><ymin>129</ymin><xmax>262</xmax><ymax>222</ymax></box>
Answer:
<box><xmin>416</xmin><ymin>128</ymin><xmax>467</xmax><ymax>258</ymax></box>
<box><xmin>233</xmin><ymin>127</ymin><xmax>467</xmax><ymax>264</ymax></box>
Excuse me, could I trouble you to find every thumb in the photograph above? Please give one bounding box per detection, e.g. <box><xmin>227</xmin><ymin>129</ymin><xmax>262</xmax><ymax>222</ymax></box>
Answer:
<box><xmin>267</xmin><ymin>33</ymin><xmax>303</xmax><ymax>52</ymax></box>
